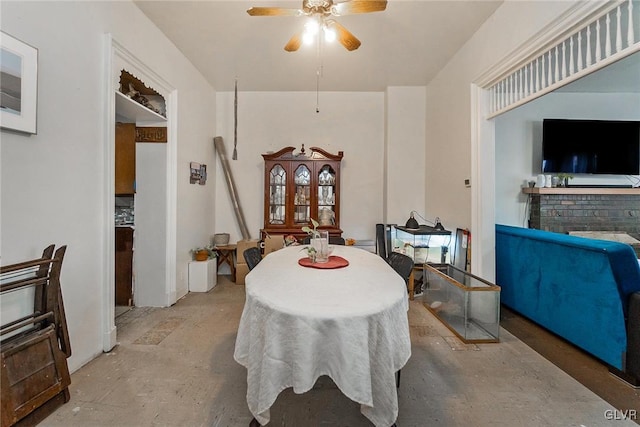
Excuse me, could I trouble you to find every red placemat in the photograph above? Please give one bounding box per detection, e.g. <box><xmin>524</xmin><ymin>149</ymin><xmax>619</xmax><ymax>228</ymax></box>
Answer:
<box><xmin>298</xmin><ymin>256</ymin><xmax>349</xmax><ymax>269</ymax></box>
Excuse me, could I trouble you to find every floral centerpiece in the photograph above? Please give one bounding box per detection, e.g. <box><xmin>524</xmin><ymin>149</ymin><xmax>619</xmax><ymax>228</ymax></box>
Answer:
<box><xmin>300</xmin><ymin>218</ymin><xmax>320</xmax><ymax>261</ymax></box>
<box><xmin>301</xmin><ymin>218</ymin><xmax>320</xmax><ymax>239</ymax></box>
<box><xmin>301</xmin><ymin>218</ymin><xmax>330</xmax><ymax>263</ymax></box>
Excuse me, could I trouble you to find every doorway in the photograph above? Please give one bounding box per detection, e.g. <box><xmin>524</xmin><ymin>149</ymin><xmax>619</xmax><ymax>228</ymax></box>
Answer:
<box><xmin>103</xmin><ymin>36</ymin><xmax>177</xmax><ymax>352</ymax></box>
<box><xmin>114</xmin><ymin>122</ymin><xmax>168</xmax><ymax>315</ymax></box>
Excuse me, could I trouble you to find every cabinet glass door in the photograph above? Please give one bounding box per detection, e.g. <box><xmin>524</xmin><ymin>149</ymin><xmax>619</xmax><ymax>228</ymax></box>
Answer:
<box><xmin>293</xmin><ymin>164</ymin><xmax>311</xmax><ymax>224</ymax></box>
<box><xmin>317</xmin><ymin>165</ymin><xmax>336</xmax><ymax>226</ymax></box>
<box><xmin>268</xmin><ymin>164</ymin><xmax>286</xmax><ymax>225</ymax></box>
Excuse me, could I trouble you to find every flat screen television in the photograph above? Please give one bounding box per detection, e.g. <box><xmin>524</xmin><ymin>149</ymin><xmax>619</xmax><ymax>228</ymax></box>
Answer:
<box><xmin>542</xmin><ymin>118</ymin><xmax>640</xmax><ymax>174</ymax></box>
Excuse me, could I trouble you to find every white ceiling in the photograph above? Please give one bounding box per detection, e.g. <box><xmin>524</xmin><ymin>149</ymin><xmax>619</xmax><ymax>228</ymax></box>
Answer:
<box><xmin>134</xmin><ymin>0</ymin><xmax>503</xmax><ymax>92</ymax></box>
<box><xmin>134</xmin><ymin>1</ymin><xmax>638</xmax><ymax>93</ymax></box>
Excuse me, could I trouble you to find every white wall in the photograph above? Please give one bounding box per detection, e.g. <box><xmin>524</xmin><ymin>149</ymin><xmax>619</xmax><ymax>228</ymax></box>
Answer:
<box><xmin>385</xmin><ymin>87</ymin><xmax>427</xmax><ymax>226</ymax></box>
<box><xmin>424</xmin><ymin>1</ymin><xmax>578</xmax><ymax>276</ymax></box>
<box><xmin>214</xmin><ymin>91</ymin><xmax>386</xmax><ymax>244</ymax></box>
<box><xmin>1</xmin><ymin>1</ymin><xmax>215</xmax><ymax>372</ymax></box>
<box><xmin>495</xmin><ymin>92</ymin><xmax>640</xmax><ymax>227</ymax></box>
<box><xmin>213</xmin><ymin>89</ymin><xmax>430</xmax><ymax>246</ymax></box>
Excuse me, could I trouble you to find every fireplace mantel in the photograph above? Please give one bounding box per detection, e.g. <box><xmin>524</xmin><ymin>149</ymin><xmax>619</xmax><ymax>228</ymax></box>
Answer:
<box><xmin>522</xmin><ymin>187</ymin><xmax>640</xmax><ymax>195</ymax></box>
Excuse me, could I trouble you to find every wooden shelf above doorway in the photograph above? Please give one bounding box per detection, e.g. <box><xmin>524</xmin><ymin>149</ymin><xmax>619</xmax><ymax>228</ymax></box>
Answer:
<box><xmin>115</xmin><ymin>91</ymin><xmax>167</xmax><ymax>124</ymax></box>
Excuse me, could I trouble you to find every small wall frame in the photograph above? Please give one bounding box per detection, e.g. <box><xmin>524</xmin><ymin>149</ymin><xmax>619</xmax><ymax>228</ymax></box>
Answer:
<box><xmin>190</xmin><ymin>162</ymin><xmax>207</xmax><ymax>185</ymax></box>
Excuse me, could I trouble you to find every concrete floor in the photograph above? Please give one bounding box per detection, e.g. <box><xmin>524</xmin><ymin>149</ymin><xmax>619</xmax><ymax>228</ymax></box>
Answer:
<box><xmin>500</xmin><ymin>306</ymin><xmax>640</xmax><ymax>417</ymax></box>
<box><xmin>42</xmin><ymin>276</ymin><xmax>639</xmax><ymax>427</ymax></box>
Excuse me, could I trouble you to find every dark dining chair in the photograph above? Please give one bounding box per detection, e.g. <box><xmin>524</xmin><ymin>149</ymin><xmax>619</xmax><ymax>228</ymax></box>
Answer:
<box><xmin>386</xmin><ymin>251</ymin><xmax>414</xmax><ymax>389</ymax></box>
<box><xmin>302</xmin><ymin>236</ymin><xmax>346</xmax><ymax>245</ymax></box>
<box><xmin>387</xmin><ymin>251</ymin><xmax>414</xmax><ymax>284</ymax></box>
<box><xmin>376</xmin><ymin>223</ymin><xmax>387</xmax><ymax>259</ymax></box>
<box><xmin>243</xmin><ymin>247</ymin><xmax>262</xmax><ymax>271</ymax></box>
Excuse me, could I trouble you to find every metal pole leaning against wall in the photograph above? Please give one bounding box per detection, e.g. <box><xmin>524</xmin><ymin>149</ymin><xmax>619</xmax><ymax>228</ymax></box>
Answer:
<box><xmin>214</xmin><ymin>136</ymin><xmax>251</xmax><ymax>240</ymax></box>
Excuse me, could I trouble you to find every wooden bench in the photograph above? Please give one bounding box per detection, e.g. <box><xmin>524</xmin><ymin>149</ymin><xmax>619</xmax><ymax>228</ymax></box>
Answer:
<box><xmin>1</xmin><ymin>245</ymin><xmax>71</xmax><ymax>427</ymax></box>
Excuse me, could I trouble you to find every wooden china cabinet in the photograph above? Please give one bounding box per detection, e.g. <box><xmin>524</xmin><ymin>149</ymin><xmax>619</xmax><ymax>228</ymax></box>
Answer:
<box><xmin>262</xmin><ymin>145</ymin><xmax>343</xmax><ymax>241</ymax></box>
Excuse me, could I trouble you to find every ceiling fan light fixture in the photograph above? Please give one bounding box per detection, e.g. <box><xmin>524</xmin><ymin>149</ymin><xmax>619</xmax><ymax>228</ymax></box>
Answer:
<box><xmin>324</xmin><ymin>26</ymin><xmax>336</xmax><ymax>43</ymax></box>
<box><xmin>303</xmin><ymin>31</ymin><xmax>315</xmax><ymax>45</ymax></box>
<box><xmin>247</xmin><ymin>0</ymin><xmax>387</xmax><ymax>52</ymax></box>
<box><xmin>304</xmin><ymin>19</ymin><xmax>320</xmax><ymax>35</ymax></box>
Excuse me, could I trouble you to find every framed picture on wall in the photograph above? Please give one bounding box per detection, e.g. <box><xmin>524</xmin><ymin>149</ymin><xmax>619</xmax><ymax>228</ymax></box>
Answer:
<box><xmin>0</xmin><ymin>31</ymin><xmax>38</xmax><ymax>134</ymax></box>
<box><xmin>190</xmin><ymin>162</ymin><xmax>202</xmax><ymax>184</ymax></box>
<box><xmin>190</xmin><ymin>162</ymin><xmax>207</xmax><ymax>185</ymax></box>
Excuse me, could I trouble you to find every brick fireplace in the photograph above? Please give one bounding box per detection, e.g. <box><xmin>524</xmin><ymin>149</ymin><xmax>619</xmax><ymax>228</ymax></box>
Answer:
<box><xmin>524</xmin><ymin>188</ymin><xmax>640</xmax><ymax>238</ymax></box>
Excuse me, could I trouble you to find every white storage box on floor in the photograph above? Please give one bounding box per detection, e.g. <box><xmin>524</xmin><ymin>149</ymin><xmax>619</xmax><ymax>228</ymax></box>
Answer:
<box><xmin>188</xmin><ymin>258</ymin><xmax>217</xmax><ymax>292</ymax></box>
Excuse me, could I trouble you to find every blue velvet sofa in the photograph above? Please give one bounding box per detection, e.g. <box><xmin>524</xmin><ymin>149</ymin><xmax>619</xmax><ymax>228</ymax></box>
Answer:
<box><xmin>495</xmin><ymin>224</ymin><xmax>640</xmax><ymax>385</ymax></box>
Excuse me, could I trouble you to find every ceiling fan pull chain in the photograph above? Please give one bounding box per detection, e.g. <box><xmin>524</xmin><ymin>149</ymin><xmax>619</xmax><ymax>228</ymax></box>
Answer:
<box><xmin>316</xmin><ymin>28</ymin><xmax>323</xmax><ymax>71</ymax></box>
<box><xmin>316</xmin><ymin>68</ymin><xmax>321</xmax><ymax>113</ymax></box>
<box><xmin>316</xmin><ymin>34</ymin><xmax>323</xmax><ymax>113</ymax></box>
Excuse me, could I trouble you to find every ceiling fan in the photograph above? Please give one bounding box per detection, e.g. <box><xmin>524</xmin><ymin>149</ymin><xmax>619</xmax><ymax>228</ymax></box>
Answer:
<box><xmin>247</xmin><ymin>0</ymin><xmax>387</xmax><ymax>52</ymax></box>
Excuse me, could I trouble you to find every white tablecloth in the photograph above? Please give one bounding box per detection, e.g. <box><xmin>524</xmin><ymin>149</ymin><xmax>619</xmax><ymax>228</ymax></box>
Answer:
<box><xmin>234</xmin><ymin>245</ymin><xmax>411</xmax><ymax>427</ymax></box>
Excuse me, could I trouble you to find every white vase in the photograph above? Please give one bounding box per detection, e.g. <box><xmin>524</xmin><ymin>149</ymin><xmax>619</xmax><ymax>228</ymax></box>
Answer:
<box><xmin>544</xmin><ymin>175</ymin><xmax>552</xmax><ymax>188</ymax></box>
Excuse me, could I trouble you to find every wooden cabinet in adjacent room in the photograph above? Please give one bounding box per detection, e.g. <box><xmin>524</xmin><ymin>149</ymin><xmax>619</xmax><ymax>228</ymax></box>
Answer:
<box><xmin>115</xmin><ymin>124</ymin><xmax>167</xmax><ymax>195</ymax></box>
<box><xmin>262</xmin><ymin>145</ymin><xmax>343</xmax><ymax>241</ymax></box>
<box><xmin>115</xmin><ymin>123</ymin><xmax>136</xmax><ymax>195</ymax></box>
<box><xmin>115</xmin><ymin>227</ymin><xmax>134</xmax><ymax>306</ymax></box>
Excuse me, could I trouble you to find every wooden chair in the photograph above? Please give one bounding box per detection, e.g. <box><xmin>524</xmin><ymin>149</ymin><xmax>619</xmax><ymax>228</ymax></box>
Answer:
<box><xmin>243</xmin><ymin>247</ymin><xmax>263</xmax><ymax>271</ymax></box>
<box><xmin>1</xmin><ymin>245</ymin><xmax>71</xmax><ymax>427</ymax></box>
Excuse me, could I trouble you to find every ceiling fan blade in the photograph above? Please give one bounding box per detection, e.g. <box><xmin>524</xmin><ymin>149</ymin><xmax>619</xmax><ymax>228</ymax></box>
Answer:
<box><xmin>331</xmin><ymin>21</ymin><xmax>361</xmax><ymax>51</ymax></box>
<box><xmin>247</xmin><ymin>7</ymin><xmax>300</xmax><ymax>16</ymax></box>
<box><xmin>284</xmin><ymin>32</ymin><xmax>304</xmax><ymax>52</ymax></box>
<box><xmin>332</xmin><ymin>0</ymin><xmax>387</xmax><ymax>15</ymax></box>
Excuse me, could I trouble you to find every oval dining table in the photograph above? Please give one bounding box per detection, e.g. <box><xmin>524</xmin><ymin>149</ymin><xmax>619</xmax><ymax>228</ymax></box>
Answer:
<box><xmin>233</xmin><ymin>245</ymin><xmax>411</xmax><ymax>427</ymax></box>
